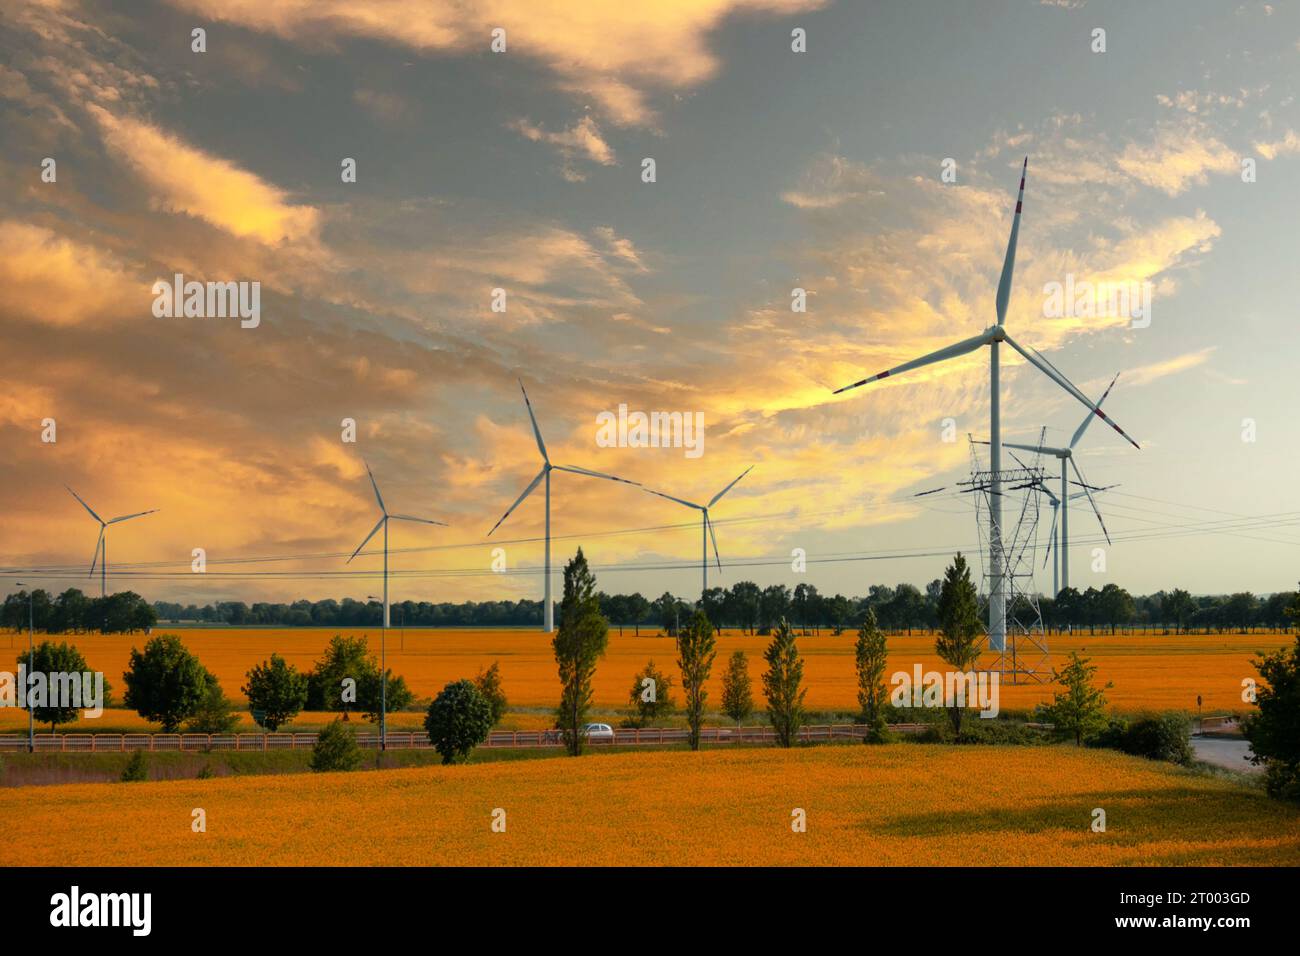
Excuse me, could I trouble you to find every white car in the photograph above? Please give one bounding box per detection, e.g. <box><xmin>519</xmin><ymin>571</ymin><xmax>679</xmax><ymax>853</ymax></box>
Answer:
<box><xmin>579</xmin><ymin>723</ymin><xmax>615</xmax><ymax>743</ymax></box>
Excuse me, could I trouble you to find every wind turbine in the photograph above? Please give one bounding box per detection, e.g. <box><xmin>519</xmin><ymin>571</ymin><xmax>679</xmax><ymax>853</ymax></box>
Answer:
<box><xmin>830</xmin><ymin>158</ymin><xmax>1140</xmax><ymax>652</ymax></box>
<box><xmin>643</xmin><ymin>466</ymin><xmax>753</xmax><ymax>598</ymax></box>
<box><xmin>347</xmin><ymin>461</ymin><xmax>447</xmax><ymax>629</ymax></box>
<box><xmin>347</xmin><ymin>461</ymin><xmax>446</xmax><ymax>752</ymax></box>
<box><xmin>1038</xmin><ymin>482</ymin><xmax>1117</xmax><ymax>596</ymax></box>
<box><xmin>487</xmin><ymin>380</ymin><xmax>641</xmax><ymax>632</ymax></box>
<box><xmin>66</xmin><ymin>487</ymin><xmax>158</xmax><ymax>598</ymax></box>
<box><xmin>1002</xmin><ymin>373</ymin><xmax>1123</xmax><ymax>594</ymax></box>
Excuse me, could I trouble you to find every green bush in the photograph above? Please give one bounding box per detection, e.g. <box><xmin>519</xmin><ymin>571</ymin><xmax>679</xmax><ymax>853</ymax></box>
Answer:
<box><xmin>424</xmin><ymin>680</ymin><xmax>494</xmax><ymax>765</ymax></box>
<box><xmin>309</xmin><ymin>719</ymin><xmax>362</xmax><ymax>773</ymax></box>
<box><xmin>1090</xmin><ymin>712</ymin><xmax>1193</xmax><ymax>765</ymax></box>
<box><xmin>120</xmin><ymin>750</ymin><xmax>149</xmax><ymax>782</ymax></box>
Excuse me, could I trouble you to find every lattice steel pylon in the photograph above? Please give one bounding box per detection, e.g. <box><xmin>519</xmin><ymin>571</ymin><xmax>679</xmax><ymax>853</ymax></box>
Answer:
<box><xmin>959</xmin><ymin>436</ymin><xmax>1051</xmax><ymax>684</ymax></box>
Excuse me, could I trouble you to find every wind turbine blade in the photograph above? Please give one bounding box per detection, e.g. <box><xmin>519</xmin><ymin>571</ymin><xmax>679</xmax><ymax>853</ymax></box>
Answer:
<box><xmin>1002</xmin><ymin>333</ymin><xmax>1141</xmax><ymax>450</ymax></box>
<box><xmin>706</xmin><ymin>513</ymin><xmax>722</xmax><ymax>571</ymax></box>
<box><xmin>642</xmin><ymin>487</ymin><xmax>702</xmax><ymax>510</ymax></box>
<box><xmin>553</xmin><ymin>464</ymin><xmax>640</xmax><ymax>486</ymax></box>
<box><xmin>108</xmin><ymin>509</ymin><xmax>159</xmax><ymax>524</ymax></box>
<box><xmin>347</xmin><ymin>516</ymin><xmax>386</xmax><ymax>563</ymax></box>
<box><xmin>390</xmin><ymin>514</ymin><xmax>448</xmax><ymax>526</ymax></box>
<box><xmin>88</xmin><ymin>528</ymin><xmax>104</xmax><ymax>577</ymax></box>
<box><xmin>833</xmin><ymin>329</ymin><xmax>994</xmax><ymax>394</ymax></box>
<box><xmin>364</xmin><ymin>461</ymin><xmax>387</xmax><ymax>514</ymax></box>
<box><xmin>1007</xmin><ymin>449</ymin><xmax>1032</xmax><ymax>472</ymax></box>
<box><xmin>995</xmin><ymin>157</ymin><xmax>1028</xmax><ymax>326</ymax></box>
<box><xmin>66</xmin><ymin>486</ymin><xmax>103</xmax><ymax>524</ymax></box>
<box><xmin>913</xmin><ymin>486</ymin><xmax>946</xmax><ymax>497</ymax></box>
<box><xmin>1043</xmin><ymin>505</ymin><xmax>1058</xmax><ymax>569</ymax></box>
<box><xmin>487</xmin><ymin>467</ymin><xmax>547</xmax><ymax>536</ymax></box>
<box><xmin>1069</xmin><ymin>458</ymin><xmax>1111</xmax><ymax>545</ymax></box>
<box><xmin>1069</xmin><ymin>372</ymin><xmax>1120</xmax><ymax>449</ymax></box>
<box><xmin>518</xmin><ymin>379</ymin><xmax>549</xmax><ymax>464</ymax></box>
<box><xmin>1004</xmin><ymin>441</ymin><xmax>1064</xmax><ymax>455</ymax></box>
<box><xmin>708</xmin><ymin>465</ymin><xmax>753</xmax><ymax>508</ymax></box>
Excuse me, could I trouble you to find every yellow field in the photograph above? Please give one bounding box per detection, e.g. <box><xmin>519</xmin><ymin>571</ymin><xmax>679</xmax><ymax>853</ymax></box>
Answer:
<box><xmin>3</xmin><ymin>745</ymin><xmax>1296</xmax><ymax>866</ymax></box>
<box><xmin>1</xmin><ymin>627</ymin><xmax>1287</xmax><ymax>730</ymax></box>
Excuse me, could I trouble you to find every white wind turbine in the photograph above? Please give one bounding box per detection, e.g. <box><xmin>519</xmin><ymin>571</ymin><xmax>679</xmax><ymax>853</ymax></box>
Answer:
<box><xmin>643</xmin><ymin>466</ymin><xmax>754</xmax><ymax>598</ymax></box>
<box><xmin>347</xmin><ymin>461</ymin><xmax>447</xmax><ymax>629</ymax></box>
<box><xmin>347</xmin><ymin>461</ymin><xmax>446</xmax><ymax>751</ymax></box>
<box><xmin>66</xmin><ymin>487</ymin><xmax>158</xmax><ymax>598</ymax></box>
<box><xmin>1002</xmin><ymin>373</ymin><xmax>1124</xmax><ymax>595</ymax></box>
<box><xmin>831</xmin><ymin>158</ymin><xmax>1140</xmax><ymax>651</ymax></box>
<box><xmin>487</xmin><ymin>380</ymin><xmax>642</xmax><ymax>633</ymax></box>
<box><xmin>1038</xmin><ymin>483</ymin><xmax>1117</xmax><ymax>597</ymax></box>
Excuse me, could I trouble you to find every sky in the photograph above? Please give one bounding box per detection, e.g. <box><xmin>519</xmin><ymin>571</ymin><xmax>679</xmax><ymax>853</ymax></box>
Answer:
<box><xmin>2</xmin><ymin>0</ymin><xmax>1300</xmax><ymax>609</ymax></box>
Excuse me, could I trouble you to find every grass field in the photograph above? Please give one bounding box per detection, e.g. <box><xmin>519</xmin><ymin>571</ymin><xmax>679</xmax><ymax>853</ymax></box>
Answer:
<box><xmin>3</xmin><ymin>744</ymin><xmax>1296</xmax><ymax>866</ymax></box>
<box><xmin>1</xmin><ymin>627</ymin><xmax>1288</xmax><ymax>735</ymax></box>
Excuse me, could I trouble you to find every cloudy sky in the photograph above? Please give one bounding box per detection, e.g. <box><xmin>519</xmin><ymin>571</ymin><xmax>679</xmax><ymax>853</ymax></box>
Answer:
<box><xmin>2</xmin><ymin>0</ymin><xmax>1299</xmax><ymax>609</ymax></box>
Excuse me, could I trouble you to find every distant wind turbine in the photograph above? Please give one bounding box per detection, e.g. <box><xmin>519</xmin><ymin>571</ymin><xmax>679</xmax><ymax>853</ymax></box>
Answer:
<box><xmin>66</xmin><ymin>487</ymin><xmax>158</xmax><ymax>598</ymax></box>
<box><xmin>831</xmin><ymin>158</ymin><xmax>1140</xmax><ymax>652</ymax></box>
<box><xmin>643</xmin><ymin>466</ymin><xmax>754</xmax><ymax>598</ymax></box>
<box><xmin>1002</xmin><ymin>373</ymin><xmax>1125</xmax><ymax>594</ymax></box>
<box><xmin>347</xmin><ymin>461</ymin><xmax>447</xmax><ymax>629</ymax></box>
<box><xmin>347</xmin><ymin>461</ymin><xmax>446</xmax><ymax>752</ymax></box>
<box><xmin>1039</xmin><ymin>482</ymin><xmax>1117</xmax><ymax>597</ymax></box>
<box><xmin>487</xmin><ymin>380</ymin><xmax>641</xmax><ymax>632</ymax></box>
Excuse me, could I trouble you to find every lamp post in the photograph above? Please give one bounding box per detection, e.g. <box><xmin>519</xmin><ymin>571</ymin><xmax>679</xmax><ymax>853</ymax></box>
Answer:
<box><xmin>368</xmin><ymin>594</ymin><xmax>386</xmax><ymax>753</ymax></box>
<box><xmin>15</xmin><ymin>583</ymin><xmax>33</xmax><ymax>753</ymax></box>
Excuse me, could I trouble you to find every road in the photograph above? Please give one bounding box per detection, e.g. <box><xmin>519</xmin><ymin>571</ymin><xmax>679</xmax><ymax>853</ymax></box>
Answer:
<box><xmin>1190</xmin><ymin>735</ymin><xmax>1259</xmax><ymax>774</ymax></box>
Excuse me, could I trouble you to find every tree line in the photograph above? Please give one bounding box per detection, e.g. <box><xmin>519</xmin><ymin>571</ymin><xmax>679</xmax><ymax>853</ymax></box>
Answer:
<box><xmin>5</xmin><ymin>579</ymin><xmax>1297</xmax><ymax>637</ymax></box>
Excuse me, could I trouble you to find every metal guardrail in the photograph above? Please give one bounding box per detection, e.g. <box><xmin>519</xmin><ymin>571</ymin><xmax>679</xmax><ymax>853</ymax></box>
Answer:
<box><xmin>0</xmin><ymin>723</ymin><xmax>929</xmax><ymax>754</ymax></box>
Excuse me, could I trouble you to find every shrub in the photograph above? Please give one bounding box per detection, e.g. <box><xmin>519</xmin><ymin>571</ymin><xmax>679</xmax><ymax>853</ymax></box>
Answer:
<box><xmin>424</xmin><ymin>680</ymin><xmax>494</xmax><ymax>765</ymax></box>
<box><xmin>1243</xmin><ymin>634</ymin><xmax>1300</xmax><ymax>800</ymax></box>
<box><xmin>120</xmin><ymin>750</ymin><xmax>149</xmax><ymax>782</ymax></box>
<box><xmin>197</xmin><ymin>763</ymin><xmax>215</xmax><ymax>780</ymax></box>
<box><xmin>721</xmin><ymin>650</ymin><xmax>754</xmax><ymax>726</ymax></box>
<box><xmin>624</xmin><ymin>659</ymin><xmax>675</xmax><ymax>728</ymax></box>
<box><xmin>122</xmin><ymin>634</ymin><xmax>210</xmax><ymax>732</ymax></box>
<box><xmin>1096</xmin><ymin>712</ymin><xmax>1193</xmax><ymax>765</ymax></box>
<box><xmin>184</xmin><ymin>677</ymin><xmax>240</xmax><ymax>734</ymax></box>
<box><xmin>474</xmin><ymin>661</ymin><xmax>509</xmax><ymax>726</ymax></box>
<box><xmin>242</xmin><ymin>654</ymin><xmax>308</xmax><ymax>731</ymax></box>
<box><xmin>310</xmin><ymin>719</ymin><xmax>362</xmax><ymax>773</ymax></box>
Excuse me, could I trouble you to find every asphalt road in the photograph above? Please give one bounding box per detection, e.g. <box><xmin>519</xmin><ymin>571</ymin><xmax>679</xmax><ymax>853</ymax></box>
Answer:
<box><xmin>1191</xmin><ymin>735</ymin><xmax>1259</xmax><ymax>774</ymax></box>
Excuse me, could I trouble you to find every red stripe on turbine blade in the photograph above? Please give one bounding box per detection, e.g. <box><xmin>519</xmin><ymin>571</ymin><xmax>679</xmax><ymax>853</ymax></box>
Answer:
<box><xmin>1015</xmin><ymin>201</ymin><xmax>1022</xmax><ymax>213</ymax></box>
<box><xmin>878</xmin><ymin>370</ymin><xmax>891</xmax><ymax>379</ymax></box>
<box><xmin>1095</xmin><ymin>409</ymin><xmax>1108</xmax><ymax>420</ymax></box>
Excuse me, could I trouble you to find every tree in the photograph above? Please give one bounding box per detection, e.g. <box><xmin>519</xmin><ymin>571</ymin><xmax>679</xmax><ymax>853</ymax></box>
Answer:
<box><xmin>310</xmin><ymin>635</ymin><xmax>374</xmax><ymax>720</ymax></box>
<box><xmin>1040</xmin><ymin>652</ymin><xmax>1110</xmax><ymax>746</ymax></box>
<box><xmin>676</xmin><ymin>611</ymin><xmax>717</xmax><ymax>750</ymax></box>
<box><xmin>310</xmin><ymin>719</ymin><xmax>362</xmax><ymax>772</ymax></box>
<box><xmin>424</xmin><ymin>679</ymin><xmax>494</xmax><ymax>764</ymax></box>
<box><xmin>721</xmin><ymin>650</ymin><xmax>754</xmax><ymax>725</ymax></box>
<box><xmin>762</xmin><ymin>618</ymin><xmax>806</xmax><ymax>747</ymax></box>
<box><xmin>17</xmin><ymin>641</ymin><xmax>107</xmax><ymax>731</ymax></box>
<box><xmin>827</xmin><ymin>594</ymin><xmax>852</xmax><ymax>636</ymax></box>
<box><xmin>184</xmin><ymin>675</ymin><xmax>240</xmax><ymax>734</ymax></box>
<box><xmin>1163</xmin><ymin>588</ymin><xmax>1196</xmax><ymax>635</ymax></box>
<box><xmin>854</xmin><ymin>608</ymin><xmax>889</xmax><ymax>742</ymax></box>
<box><xmin>358</xmin><ymin>668</ymin><xmax>414</xmax><ymax>723</ymax></box>
<box><xmin>122</xmin><ymin>634</ymin><xmax>210</xmax><ymax>732</ymax></box>
<box><xmin>727</xmin><ymin>581</ymin><xmax>761</xmax><ymax>635</ymax></box>
<box><xmin>626</xmin><ymin>659</ymin><xmax>675</xmax><ymax>728</ymax></box>
<box><xmin>242</xmin><ymin>654</ymin><xmax>308</xmax><ymax>731</ymax></box>
<box><xmin>553</xmin><ymin>548</ymin><xmax>609</xmax><ymax>756</ymax></box>
<box><xmin>935</xmin><ymin>553</ymin><xmax>982</xmax><ymax>735</ymax></box>
<box><xmin>625</xmin><ymin>593</ymin><xmax>651</xmax><ymax>636</ymax></box>
<box><xmin>1243</xmin><ymin>632</ymin><xmax>1300</xmax><ymax>800</ymax></box>
<box><xmin>473</xmin><ymin>661</ymin><xmax>508</xmax><ymax>726</ymax></box>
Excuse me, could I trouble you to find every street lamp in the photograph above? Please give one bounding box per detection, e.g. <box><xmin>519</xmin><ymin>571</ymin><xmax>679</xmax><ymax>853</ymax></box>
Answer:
<box><xmin>15</xmin><ymin>583</ymin><xmax>33</xmax><ymax>753</ymax></box>
<box><xmin>368</xmin><ymin>595</ymin><xmax>387</xmax><ymax>752</ymax></box>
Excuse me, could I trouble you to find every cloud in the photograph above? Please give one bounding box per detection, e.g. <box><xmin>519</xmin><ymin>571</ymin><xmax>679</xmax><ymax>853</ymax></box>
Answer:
<box><xmin>1121</xmin><ymin>347</ymin><xmax>1216</xmax><ymax>387</ymax></box>
<box><xmin>1254</xmin><ymin>129</ymin><xmax>1300</xmax><ymax>159</ymax></box>
<box><xmin>0</xmin><ymin>219</ymin><xmax>141</xmax><ymax>326</ymax></box>
<box><xmin>508</xmin><ymin>115</ymin><xmax>616</xmax><ymax>181</ymax></box>
<box><xmin>164</xmin><ymin>0</ymin><xmax>826</xmax><ymax>127</ymax></box>
<box><xmin>87</xmin><ymin>105</ymin><xmax>320</xmax><ymax>245</ymax></box>
<box><xmin>1116</xmin><ymin>120</ymin><xmax>1239</xmax><ymax>195</ymax></box>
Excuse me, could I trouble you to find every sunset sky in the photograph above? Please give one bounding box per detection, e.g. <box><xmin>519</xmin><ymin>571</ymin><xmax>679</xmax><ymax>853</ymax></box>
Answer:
<box><xmin>2</xmin><ymin>0</ymin><xmax>1299</xmax><ymax>609</ymax></box>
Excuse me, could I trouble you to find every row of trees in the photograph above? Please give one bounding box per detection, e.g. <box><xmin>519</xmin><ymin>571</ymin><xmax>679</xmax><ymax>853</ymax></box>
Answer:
<box><xmin>136</xmin><ymin>583</ymin><xmax>1299</xmax><ymax>636</ymax></box>
<box><xmin>1</xmin><ymin>589</ymin><xmax>156</xmax><ymax>635</ymax></box>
